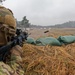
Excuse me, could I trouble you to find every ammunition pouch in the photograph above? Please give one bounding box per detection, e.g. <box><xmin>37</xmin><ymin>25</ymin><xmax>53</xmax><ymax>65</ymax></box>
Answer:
<box><xmin>0</xmin><ymin>24</ymin><xmax>16</xmax><ymax>46</ymax></box>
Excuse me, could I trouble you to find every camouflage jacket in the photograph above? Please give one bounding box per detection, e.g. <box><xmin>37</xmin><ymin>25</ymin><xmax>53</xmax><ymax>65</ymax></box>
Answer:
<box><xmin>0</xmin><ymin>45</ymin><xmax>24</xmax><ymax>75</ymax></box>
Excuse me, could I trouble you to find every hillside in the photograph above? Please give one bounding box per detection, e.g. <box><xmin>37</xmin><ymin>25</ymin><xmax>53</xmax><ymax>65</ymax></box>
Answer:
<box><xmin>51</xmin><ymin>21</ymin><xmax>75</xmax><ymax>28</ymax></box>
<box><xmin>17</xmin><ymin>21</ymin><xmax>75</xmax><ymax>28</ymax></box>
<box><xmin>30</xmin><ymin>21</ymin><xmax>75</xmax><ymax>28</ymax></box>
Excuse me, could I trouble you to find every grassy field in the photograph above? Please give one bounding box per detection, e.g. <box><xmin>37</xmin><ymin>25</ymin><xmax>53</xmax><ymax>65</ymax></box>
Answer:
<box><xmin>22</xmin><ymin>28</ymin><xmax>75</xmax><ymax>75</ymax></box>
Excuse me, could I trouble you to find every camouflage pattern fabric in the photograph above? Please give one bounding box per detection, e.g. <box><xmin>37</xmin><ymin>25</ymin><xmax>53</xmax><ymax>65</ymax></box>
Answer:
<box><xmin>0</xmin><ymin>62</ymin><xmax>14</xmax><ymax>75</ymax></box>
<box><xmin>0</xmin><ymin>45</ymin><xmax>24</xmax><ymax>75</ymax></box>
<box><xmin>0</xmin><ymin>5</ymin><xmax>16</xmax><ymax>29</ymax></box>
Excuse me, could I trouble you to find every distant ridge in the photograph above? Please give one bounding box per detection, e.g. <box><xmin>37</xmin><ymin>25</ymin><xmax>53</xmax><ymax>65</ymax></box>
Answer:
<box><xmin>30</xmin><ymin>21</ymin><xmax>75</xmax><ymax>28</ymax></box>
<box><xmin>50</xmin><ymin>21</ymin><xmax>75</xmax><ymax>28</ymax></box>
<box><xmin>17</xmin><ymin>21</ymin><xmax>75</xmax><ymax>28</ymax></box>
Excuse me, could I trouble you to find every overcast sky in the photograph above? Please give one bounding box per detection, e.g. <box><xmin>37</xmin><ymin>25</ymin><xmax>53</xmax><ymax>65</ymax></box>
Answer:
<box><xmin>2</xmin><ymin>0</ymin><xmax>75</xmax><ymax>26</ymax></box>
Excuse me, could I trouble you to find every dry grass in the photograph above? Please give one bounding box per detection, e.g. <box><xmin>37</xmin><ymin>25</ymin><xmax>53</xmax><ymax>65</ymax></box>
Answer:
<box><xmin>22</xmin><ymin>28</ymin><xmax>75</xmax><ymax>75</ymax></box>
<box><xmin>28</xmin><ymin>28</ymin><xmax>75</xmax><ymax>39</ymax></box>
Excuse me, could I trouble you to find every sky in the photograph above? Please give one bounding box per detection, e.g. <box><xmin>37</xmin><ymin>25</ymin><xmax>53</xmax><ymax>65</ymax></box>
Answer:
<box><xmin>2</xmin><ymin>0</ymin><xmax>75</xmax><ymax>26</ymax></box>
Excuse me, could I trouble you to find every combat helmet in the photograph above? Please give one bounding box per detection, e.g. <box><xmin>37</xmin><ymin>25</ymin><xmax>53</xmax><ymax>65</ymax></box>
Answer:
<box><xmin>0</xmin><ymin>5</ymin><xmax>16</xmax><ymax>46</ymax></box>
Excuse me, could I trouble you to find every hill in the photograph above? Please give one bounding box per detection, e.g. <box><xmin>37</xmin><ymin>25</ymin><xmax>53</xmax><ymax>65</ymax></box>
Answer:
<box><xmin>30</xmin><ymin>21</ymin><xmax>75</xmax><ymax>28</ymax></box>
<box><xmin>51</xmin><ymin>21</ymin><xmax>75</xmax><ymax>28</ymax></box>
<box><xmin>17</xmin><ymin>20</ymin><xmax>75</xmax><ymax>28</ymax></box>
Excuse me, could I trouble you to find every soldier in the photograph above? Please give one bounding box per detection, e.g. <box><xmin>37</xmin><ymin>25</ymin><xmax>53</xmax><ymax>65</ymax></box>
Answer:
<box><xmin>0</xmin><ymin>5</ymin><xmax>24</xmax><ymax>75</ymax></box>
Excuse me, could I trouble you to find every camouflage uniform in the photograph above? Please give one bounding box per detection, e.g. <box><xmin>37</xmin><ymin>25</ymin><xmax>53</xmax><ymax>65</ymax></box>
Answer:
<box><xmin>0</xmin><ymin>6</ymin><xmax>24</xmax><ymax>75</ymax></box>
<box><xmin>0</xmin><ymin>45</ymin><xmax>24</xmax><ymax>75</ymax></box>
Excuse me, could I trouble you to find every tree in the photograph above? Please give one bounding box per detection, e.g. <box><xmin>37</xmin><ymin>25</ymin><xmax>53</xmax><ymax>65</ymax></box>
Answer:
<box><xmin>21</xmin><ymin>16</ymin><xmax>30</xmax><ymax>29</ymax></box>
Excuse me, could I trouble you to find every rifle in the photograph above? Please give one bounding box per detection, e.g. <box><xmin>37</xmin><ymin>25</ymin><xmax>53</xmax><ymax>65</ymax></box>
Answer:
<box><xmin>0</xmin><ymin>29</ymin><xmax>28</xmax><ymax>61</ymax></box>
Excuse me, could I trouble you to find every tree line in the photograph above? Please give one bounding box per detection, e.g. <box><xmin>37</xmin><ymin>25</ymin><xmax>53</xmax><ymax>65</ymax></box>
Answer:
<box><xmin>16</xmin><ymin>16</ymin><xmax>31</xmax><ymax>28</ymax></box>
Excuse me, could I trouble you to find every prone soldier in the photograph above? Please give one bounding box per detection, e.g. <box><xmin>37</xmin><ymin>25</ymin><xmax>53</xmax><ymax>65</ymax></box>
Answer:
<box><xmin>0</xmin><ymin>5</ymin><xmax>27</xmax><ymax>75</ymax></box>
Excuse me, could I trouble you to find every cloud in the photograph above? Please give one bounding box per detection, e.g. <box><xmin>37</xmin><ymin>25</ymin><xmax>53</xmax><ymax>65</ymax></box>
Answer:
<box><xmin>3</xmin><ymin>0</ymin><xmax>75</xmax><ymax>25</ymax></box>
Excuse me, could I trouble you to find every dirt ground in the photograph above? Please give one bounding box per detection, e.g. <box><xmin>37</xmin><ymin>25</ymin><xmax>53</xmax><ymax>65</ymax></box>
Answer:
<box><xmin>28</xmin><ymin>28</ymin><xmax>75</xmax><ymax>39</ymax></box>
